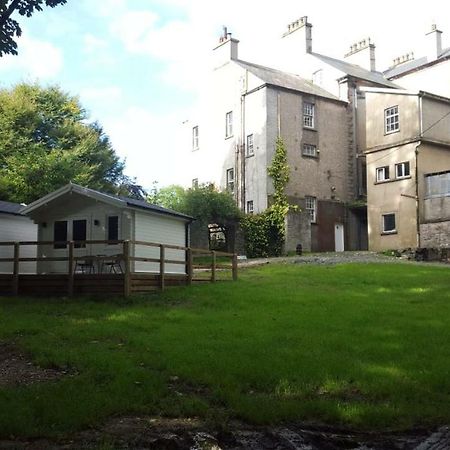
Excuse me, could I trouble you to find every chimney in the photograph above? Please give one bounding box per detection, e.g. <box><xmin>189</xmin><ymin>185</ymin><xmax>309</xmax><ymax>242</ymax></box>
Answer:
<box><xmin>425</xmin><ymin>24</ymin><xmax>443</xmax><ymax>61</ymax></box>
<box><xmin>282</xmin><ymin>16</ymin><xmax>312</xmax><ymax>54</ymax></box>
<box><xmin>391</xmin><ymin>52</ymin><xmax>415</xmax><ymax>68</ymax></box>
<box><xmin>344</xmin><ymin>37</ymin><xmax>376</xmax><ymax>72</ymax></box>
<box><xmin>212</xmin><ymin>26</ymin><xmax>239</xmax><ymax>69</ymax></box>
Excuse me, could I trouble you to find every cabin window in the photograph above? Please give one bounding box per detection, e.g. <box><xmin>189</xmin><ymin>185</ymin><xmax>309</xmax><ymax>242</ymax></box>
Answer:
<box><xmin>54</xmin><ymin>221</ymin><xmax>68</xmax><ymax>249</ymax></box>
<box><xmin>73</xmin><ymin>219</ymin><xmax>87</xmax><ymax>248</ymax></box>
<box><xmin>107</xmin><ymin>216</ymin><xmax>119</xmax><ymax>242</ymax></box>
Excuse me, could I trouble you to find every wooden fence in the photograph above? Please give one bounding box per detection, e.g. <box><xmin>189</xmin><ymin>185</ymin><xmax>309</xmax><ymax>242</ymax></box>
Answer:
<box><xmin>0</xmin><ymin>240</ymin><xmax>238</xmax><ymax>297</ymax></box>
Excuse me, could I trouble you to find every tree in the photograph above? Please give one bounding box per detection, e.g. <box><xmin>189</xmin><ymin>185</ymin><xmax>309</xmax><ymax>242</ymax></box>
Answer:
<box><xmin>0</xmin><ymin>83</ymin><xmax>137</xmax><ymax>203</ymax></box>
<box><xmin>0</xmin><ymin>0</ymin><xmax>67</xmax><ymax>56</ymax></box>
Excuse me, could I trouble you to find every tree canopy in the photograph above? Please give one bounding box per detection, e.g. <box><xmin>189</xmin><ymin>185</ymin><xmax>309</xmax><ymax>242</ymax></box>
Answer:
<box><xmin>0</xmin><ymin>0</ymin><xmax>67</xmax><ymax>56</ymax></box>
<box><xmin>0</xmin><ymin>83</ymin><xmax>140</xmax><ymax>203</ymax></box>
<box><xmin>148</xmin><ymin>183</ymin><xmax>240</xmax><ymax>224</ymax></box>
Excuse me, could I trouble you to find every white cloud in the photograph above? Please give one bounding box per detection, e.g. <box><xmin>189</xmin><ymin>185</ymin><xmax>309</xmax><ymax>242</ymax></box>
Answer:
<box><xmin>0</xmin><ymin>35</ymin><xmax>63</xmax><ymax>79</ymax></box>
<box><xmin>83</xmin><ymin>33</ymin><xmax>109</xmax><ymax>53</ymax></box>
<box><xmin>102</xmin><ymin>106</ymin><xmax>191</xmax><ymax>188</ymax></box>
<box><xmin>80</xmin><ymin>86</ymin><xmax>123</xmax><ymax>104</ymax></box>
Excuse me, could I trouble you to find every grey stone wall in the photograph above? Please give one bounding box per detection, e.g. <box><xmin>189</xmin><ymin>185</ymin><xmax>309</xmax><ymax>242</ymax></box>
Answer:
<box><xmin>284</xmin><ymin>210</ymin><xmax>311</xmax><ymax>253</ymax></box>
<box><xmin>420</xmin><ymin>221</ymin><xmax>450</xmax><ymax>247</ymax></box>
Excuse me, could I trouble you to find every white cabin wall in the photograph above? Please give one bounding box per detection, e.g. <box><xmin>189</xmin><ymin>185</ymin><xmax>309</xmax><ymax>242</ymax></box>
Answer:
<box><xmin>134</xmin><ymin>212</ymin><xmax>186</xmax><ymax>274</ymax></box>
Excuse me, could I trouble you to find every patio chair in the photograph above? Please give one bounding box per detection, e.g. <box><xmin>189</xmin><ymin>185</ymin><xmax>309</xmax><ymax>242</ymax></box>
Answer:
<box><xmin>102</xmin><ymin>254</ymin><xmax>123</xmax><ymax>274</ymax></box>
<box><xmin>74</xmin><ymin>256</ymin><xmax>96</xmax><ymax>274</ymax></box>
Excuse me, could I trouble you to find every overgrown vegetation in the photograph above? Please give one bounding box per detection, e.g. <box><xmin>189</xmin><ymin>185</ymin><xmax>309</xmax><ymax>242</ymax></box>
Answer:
<box><xmin>242</xmin><ymin>137</ymin><xmax>293</xmax><ymax>257</ymax></box>
<box><xmin>1</xmin><ymin>263</ymin><xmax>450</xmax><ymax>437</ymax></box>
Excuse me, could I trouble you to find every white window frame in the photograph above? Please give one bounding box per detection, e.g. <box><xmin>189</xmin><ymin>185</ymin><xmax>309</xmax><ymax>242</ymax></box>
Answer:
<box><xmin>192</xmin><ymin>126</ymin><xmax>199</xmax><ymax>150</ymax></box>
<box><xmin>226</xmin><ymin>168</ymin><xmax>235</xmax><ymax>193</ymax></box>
<box><xmin>395</xmin><ymin>161</ymin><xmax>410</xmax><ymax>179</ymax></box>
<box><xmin>302</xmin><ymin>143</ymin><xmax>317</xmax><ymax>157</ymax></box>
<box><xmin>246</xmin><ymin>134</ymin><xmax>254</xmax><ymax>156</ymax></box>
<box><xmin>303</xmin><ymin>102</ymin><xmax>315</xmax><ymax>129</ymax></box>
<box><xmin>382</xmin><ymin>213</ymin><xmax>396</xmax><ymax>234</ymax></box>
<box><xmin>385</xmin><ymin>105</ymin><xmax>399</xmax><ymax>134</ymax></box>
<box><xmin>192</xmin><ymin>178</ymin><xmax>198</xmax><ymax>188</ymax></box>
<box><xmin>225</xmin><ymin>111</ymin><xmax>233</xmax><ymax>138</ymax></box>
<box><xmin>305</xmin><ymin>196</ymin><xmax>317</xmax><ymax>223</ymax></box>
<box><xmin>246</xmin><ymin>200</ymin><xmax>254</xmax><ymax>214</ymax></box>
<box><xmin>376</xmin><ymin>166</ymin><xmax>390</xmax><ymax>182</ymax></box>
<box><xmin>106</xmin><ymin>215</ymin><xmax>120</xmax><ymax>244</ymax></box>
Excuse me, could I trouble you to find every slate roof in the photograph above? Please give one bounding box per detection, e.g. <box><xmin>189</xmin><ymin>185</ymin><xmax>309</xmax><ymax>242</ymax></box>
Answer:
<box><xmin>310</xmin><ymin>52</ymin><xmax>399</xmax><ymax>88</ymax></box>
<box><xmin>384</xmin><ymin>48</ymin><xmax>450</xmax><ymax>79</ymax></box>
<box><xmin>0</xmin><ymin>200</ymin><xmax>25</xmax><ymax>216</ymax></box>
<box><xmin>235</xmin><ymin>59</ymin><xmax>341</xmax><ymax>101</ymax></box>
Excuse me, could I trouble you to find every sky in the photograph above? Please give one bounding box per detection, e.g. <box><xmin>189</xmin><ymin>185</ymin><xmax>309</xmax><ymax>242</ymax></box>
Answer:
<box><xmin>1</xmin><ymin>0</ymin><xmax>449</xmax><ymax>190</ymax></box>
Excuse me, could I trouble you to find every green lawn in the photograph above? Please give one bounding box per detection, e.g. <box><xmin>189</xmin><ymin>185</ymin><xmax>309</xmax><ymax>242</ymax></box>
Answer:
<box><xmin>0</xmin><ymin>262</ymin><xmax>450</xmax><ymax>437</ymax></box>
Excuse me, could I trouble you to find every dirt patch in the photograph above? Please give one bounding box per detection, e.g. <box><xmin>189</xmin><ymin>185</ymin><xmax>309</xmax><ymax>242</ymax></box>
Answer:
<box><xmin>0</xmin><ymin>416</ymin><xmax>448</xmax><ymax>449</ymax></box>
<box><xmin>0</xmin><ymin>341</ymin><xmax>70</xmax><ymax>387</ymax></box>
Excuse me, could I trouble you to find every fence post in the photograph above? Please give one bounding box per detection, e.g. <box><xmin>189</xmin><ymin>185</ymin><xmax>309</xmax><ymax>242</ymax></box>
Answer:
<box><xmin>186</xmin><ymin>248</ymin><xmax>193</xmax><ymax>285</ymax></box>
<box><xmin>12</xmin><ymin>242</ymin><xmax>19</xmax><ymax>296</ymax></box>
<box><xmin>211</xmin><ymin>250</ymin><xmax>216</xmax><ymax>283</ymax></box>
<box><xmin>232</xmin><ymin>253</ymin><xmax>238</xmax><ymax>281</ymax></box>
<box><xmin>123</xmin><ymin>240</ymin><xmax>131</xmax><ymax>297</ymax></box>
<box><xmin>68</xmin><ymin>241</ymin><xmax>74</xmax><ymax>297</ymax></box>
<box><xmin>160</xmin><ymin>244</ymin><xmax>165</xmax><ymax>291</ymax></box>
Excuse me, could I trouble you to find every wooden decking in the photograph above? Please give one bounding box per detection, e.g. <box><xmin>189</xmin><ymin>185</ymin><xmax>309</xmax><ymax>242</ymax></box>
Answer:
<box><xmin>0</xmin><ymin>240</ymin><xmax>238</xmax><ymax>297</ymax></box>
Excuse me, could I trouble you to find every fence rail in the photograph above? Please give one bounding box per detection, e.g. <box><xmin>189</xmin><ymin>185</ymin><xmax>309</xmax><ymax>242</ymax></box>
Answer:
<box><xmin>0</xmin><ymin>239</ymin><xmax>238</xmax><ymax>297</ymax></box>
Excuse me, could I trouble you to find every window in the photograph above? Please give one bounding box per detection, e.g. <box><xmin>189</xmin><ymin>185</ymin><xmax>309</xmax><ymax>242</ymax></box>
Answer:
<box><xmin>376</xmin><ymin>166</ymin><xmax>390</xmax><ymax>182</ymax></box>
<box><xmin>54</xmin><ymin>220</ymin><xmax>68</xmax><ymax>249</ymax></box>
<box><xmin>302</xmin><ymin>143</ymin><xmax>317</xmax><ymax>157</ymax></box>
<box><xmin>305</xmin><ymin>196</ymin><xmax>317</xmax><ymax>223</ymax></box>
<box><xmin>246</xmin><ymin>134</ymin><xmax>254</xmax><ymax>156</ymax></box>
<box><xmin>425</xmin><ymin>171</ymin><xmax>450</xmax><ymax>198</ymax></box>
<box><xmin>225</xmin><ymin>111</ymin><xmax>233</xmax><ymax>138</ymax></box>
<box><xmin>192</xmin><ymin>178</ymin><xmax>199</xmax><ymax>188</ymax></box>
<box><xmin>107</xmin><ymin>216</ymin><xmax>119</xmax><ymax>242</ymax></box>
<box><xmin>246</xmin><ymin>200</ymin><xmax>254</xmax><ymax>214</ymax></box>
<box><xmin>226</xmin><ymin>168</ymin><xmax>235</xmax><ymax>193</ymax></box>
<box><xmin>382</xmin><ymin>213</ymin><xmax>396</xmax><ymax>233</ymax></box>
<box><xmin>385</xmin><ymin>105</ymin><xmax>399</xmax><ymax>134</ymax></box>
<box><xmin>396</xmin><ymin>161</ymin><xmax>410</xmax><ymax>179</ymax></box>
<box><xmin>192</xmin><ymin>126</ymin><xmax>199</xmax><ymax>150</ymax></box>
<box><xmin>73</xmin><ymin>219</ymin><xmax>87</xmax><ymax>248</ymax></box>
<box><xmin>303</xmin><ymin>102</ymin><xmax>315</xmax><ymax>128</ymax></box>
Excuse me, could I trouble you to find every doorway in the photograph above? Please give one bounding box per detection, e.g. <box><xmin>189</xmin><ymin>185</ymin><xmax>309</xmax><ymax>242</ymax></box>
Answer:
<box><xmin>334</xmin><ymin>223</ymin><xmax>344</xmax><ymax>252</ymax></box>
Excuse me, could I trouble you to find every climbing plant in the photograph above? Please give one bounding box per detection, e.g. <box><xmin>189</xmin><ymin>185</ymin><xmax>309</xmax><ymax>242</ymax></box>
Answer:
<box><xmin>242</xmin><ymin>137</ymin><xmax>293</xmax><ymax>258</ymax></box>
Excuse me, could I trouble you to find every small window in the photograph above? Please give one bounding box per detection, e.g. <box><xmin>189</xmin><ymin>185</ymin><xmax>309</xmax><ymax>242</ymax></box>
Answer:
<box><xmin>53</xmin><ymin>220</ymin><xmax>68</xmax><ymax>249</ymax></box>
<box><xmin>376</xmin><ymin>166</ymin><xmax>390</xmax><ymax>182</ymax></box>
<box><xmin>246</xmin><ymin>200</ymin><xmax>254</xmax><ymax>214</ymax></box>
<box><xmin>396</xmin><ymin>161</ymin><xmax>410</xmax><ymax>179</ymax></box>
<box><xmin>385</xmin><ymin>105</ymin><xmax>399</xmax><ymax>134</ymax></box>
<box><xmin>302</xmin><ymin>143</ymin><xmax>317</xmax><ymax>157</ymax></box>
<box><xmin>246</xmin><ymin>134</ymin><xmax>254</xmax><ymax>156</ymax></box>
<box><xmin>303</xmin><ymin>102</ymin><xmax>315</xmax><ymax>128</ymax></box>
<box><xmin>382</xmin><ymin>213</ymin><xmax>396</xmax><ymax>233</ymax></box>
<box><xmin>226</xmin><ymin>168</ymin><xmax>235</xmax><ymax>193</ymax></box>
<box><xmin>305</xmin><ymin>196</ymin><xmax>317</xmax><ymax>223</ymax></box>
<box><xmin>225</xmin><ymin>111</ymin><xmax>233</xmax><ymax>138</ymax></box>
<box><xmin>192</xmin><ymin>178</ymin><xmax>199</xmax><ymax>188</ymax></box>
<box><xmin>107</xmin><ymin>216</ymin><xmax>119</xmax><ymax>242</ymax></box>
<box><xmin>192</xmin><ymin>126</ymin><xmax>199</xmax><ymax>150</ymax></box>
<box><xmin>73</xmin><ymin>219</ymin><xmax>87</xmax><ymax>248</ymax></box>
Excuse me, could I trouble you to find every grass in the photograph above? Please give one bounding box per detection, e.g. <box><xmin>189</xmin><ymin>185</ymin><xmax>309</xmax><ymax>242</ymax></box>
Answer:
<box><xmin>0</xmin><ymin>262</ymin><xmax>450</xmax><ymax>437</ymax></box>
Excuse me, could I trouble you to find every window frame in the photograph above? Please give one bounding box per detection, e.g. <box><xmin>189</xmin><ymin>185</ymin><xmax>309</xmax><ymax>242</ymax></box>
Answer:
<box><xmin>385</xmin><ymin>105</ymin><xmax>399</xmax><ymax>134</ymax></box>
<box><xmin>425</xmin><ymin>170</ymin><xmax>450</xmax><ymax>198</ymax></box>
<box><xmin>53</xmin><ymin>220</ymin><xmax>68</xmax><ymax>249</ymax></box>
<box><xmin>382</xmin><ymin>213</ymin><xmax>397</xmax><ymax>234</ymax></box>
<box><xmin>395</xmin><ymin>161</ymin><xmax>410</xmax><ymax>179</ymax></box>
<box><xmin>376</xmin><ymin>166</ymin><xmax>390</xmax><ymax>183</ymax></box>
<box><xmin>72</xmin><ymin>219</ymin><xmax>87</xmax><ymax>248</ymax></box>
<box><xmin>225</xmin><ymin>111</ymin><xmax>233</xmax><ymax>138</ymax></box>
<box><xmin>246</xmin><ymin>200</ymin><xmax>254</xmax><ymax>214</ymax></box>
<box><xmin>302</xmin><ymin>143</ymin><xmax>318</xmax><ymax>158</ymax></box>
<box><xmin>246</xmin><ymin>134</ymin><xmax>254</xmax><ymax>156</ymax></box>
<box><xmin>192</xmin><ymin>125</ymin><xmax>199</xmax><ymax>150</ymax></box>
<box><xmin>107</xmin><ymin>215</ymin><xmax>119</xmax><ymax>244</ymax></box>
<box><xmin>305</xmin><ymin>196</ymin><xmax>317</xmax><ymax>223</ymax></box>
<box><xmin>303</xmin><ymin>102</ymin><xmax>315</xmax><ymax>129</ymax></box>
<box><xmin>226</xmin><ymin>168</ymin><xmax>235</xmax><ymax>194</ymax></box>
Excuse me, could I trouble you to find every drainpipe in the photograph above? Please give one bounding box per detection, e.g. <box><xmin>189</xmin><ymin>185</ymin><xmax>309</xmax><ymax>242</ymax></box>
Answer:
<box><xmin>240</xmin><ymin>93</ymin><xmax>246</xmax><ymax>212</ymax></box>
<box><xmin>415</xmin><ymin>144</ymin><xmax>421</xmax><ymax>248</ymax></box>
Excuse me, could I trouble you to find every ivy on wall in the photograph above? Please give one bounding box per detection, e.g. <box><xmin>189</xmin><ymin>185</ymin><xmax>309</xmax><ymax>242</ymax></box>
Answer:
<box><xmin>242</xmin><ymin>137</ymin><xmax>294</xmax><ymax>258</ymax></box>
